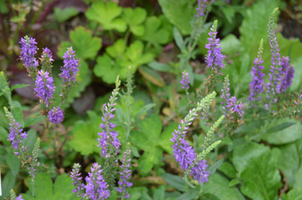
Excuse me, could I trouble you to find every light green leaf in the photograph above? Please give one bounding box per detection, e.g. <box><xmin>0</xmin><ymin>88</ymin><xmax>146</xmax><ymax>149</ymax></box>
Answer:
<box><xmin>85</xmin><ymin>1</ymin><xmax>126</xmax><ymax>32</ymax></box>
<box><xmin>158</xmin><ymin>123</ymin><xmax>178</xmax><ymax>155</ymax></box>
<box><xmin>220</xmin><ymin>34</ymin><xmax>242</xmax><ymax>56</ymax></box>
<box><xmin>138</xmin><ymin>16</ymin><xmax>170</xmax><ymax>45</ymax></box>
<box><xmin>233</xmin><ymin>142</ymin><xmax>281</xmax><ymax>200</ymax></box>
<box><xmin>106</xmin><ymin>39</ymin><xmax>127</xmax><ymax>59</ymax></box>
<box><xmin>12</xmin><ymin>101</ymin><xmax>24</xmax><ymax>127</ymax></box>
<box><xmin>161</xmin><ymin>173</ymin><xmax>186</xmax><ymax>192</ymax></box>
<box><xmin>158</xmin><ymin>0</ymin><xmax>195</xmax><ymax>35</ymax></box>
<box><xmin>202</xmin><ymin>174</ymin><xmax>245</xmax><ymax>200</ymax></box>
<box><xmin>136</xmin><ymin>114</ymin><xmax>162</xmax><ymax>142</ymax></box>
<box><xmin>175</xmin><ymin>188</ymin><xmax>199</xmax><ymax>200</ymax></box>
<box><xmin>138</xmin><ymin>146</ymin><xmax>163</xmax><ymax>176</ymax></box>
<box><xmin>138</xmin><ymin>66</ymin><xmax>165</xmax><ymax>87</ymax></box>
<box><xmin>122</xmin><ymin>7</ymin><xmax>147</xmax><ymax>36</ymax></box>
<box><xmin>147</xmin><ymin>61</ymin><xmax>173</xmax><ymax>73</ymax></box>
<box><xmin>28</xmin><ymin>173</ymin><xmax>53</xmax><ymax>199</ymax></box>
<box><xmin>282</xmin><ymin>186</ymin><xmax>302</xmax><ymax>200</ymax></box>
<box><xmin>261</xmin><ymin>119</ymin><xmax>302</xmax><ymax>145</ymax></box>
<box><xmin>0</xmin><ymin>126</ymin><xmax>10</xmax><ymax>146</ymax></box>
<box><xmin>24</xmin><ymin>115</ymin><xmax>45</xmax><ymax>127</ymax></box>
<box><xmin>2</xmin><ymin>171</ymin><xmax>16</xmax><ymax>199</ymax></box>
<box><xmin>6</xmin><ymin>152</ymin><xmax>20</xmax><ymax>176</ymax></box>
<box><xmin>10</xmin><ymin>84</ymin><xmax>29</xmax><ymax>91</ymax></box>
<box><xmin>53</xmin><ymin>174</ymin><xmax>75</xmax><ymax>200</ymax></box>
<box><xmin>58</xmin><ymin>26</ymin><xmax>102</xmax><ymax>60</ymax></box>
<box><xmin>218</xmin><ymin>162</ymin><xmax>236</xmax><ymax>178</ymax></box>
<box><xmin>54</xmin><ymin>7</ymin><xmax>80</xmax><ymax>23</ymax></box>
<box><xmin>69</xmin><ymin>111</ymin><xmax>102</xmax><ymax>155</ymax></box>
<box><xmin>153</xmin><ymin>185</ymin><xmax>165</xmax><ymax>200</ymax></box>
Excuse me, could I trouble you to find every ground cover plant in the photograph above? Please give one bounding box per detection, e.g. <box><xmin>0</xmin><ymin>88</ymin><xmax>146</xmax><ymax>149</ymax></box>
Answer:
<box><xmin>1</xmin><ymin>0</ymin><xmax>302</xmax><ymax>199</ymax></box>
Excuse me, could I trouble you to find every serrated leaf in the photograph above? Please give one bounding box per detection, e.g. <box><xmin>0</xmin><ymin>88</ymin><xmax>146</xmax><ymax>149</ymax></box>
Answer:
<box><xmin>161</xmin><ymin>173</ymin><xmax>186</xmax><ymax>192</ymax></box>
<box><xmin>233</xmin><ymin>142</ymin><xmax>281</xmax><ymax>200</ymax></box>
<box><xmin>58</xmin><ymin>26</ymin><xmax>102</xmax><ymax>60</ymax></box>
<box><xmin>122</xmin><ymin>7</ymin><xmax>147</xmax><ymax>36</ymax></box>
<box><xmin>202</xmin><ymin>174</ymin><xmax>244</xmax><ymax>200</ymax></box>
<box><xmin>54</xmin><ymin>7</ymin><xmax>80</xmax><ymax>23</ymax></box>
<box><xmin>158</xmin><ymin>0</ymin><xmax>194</xmax><ymax>35</ymax></box>
<box><xmin>138</xmin><ymin>146</ymin><xmax>163</xmax><ymax>176</ymax></box>
<box><xmin>10</xmin><ymin>84</ymin><xmax>29</xmax><ymax>91</ymax></box>
<box><xmin>106</xmin><ymin>39</ymin><xmax>126</xmax><ymax>59</ymax></box>
<box><xmin>85</xmin><ymin>1</ymin><xmax>126</xmax><ymax>32</ymax></box>
<box><xmin>69</xmin><ymin>111</ymin><xmax>102</xmax><ymax>155</ymax></box>
<box><xmin>138</xmin><ymin>16</ymin><xmax>170</xmax><ymax>45</ymax></box>
<box><xmin>158</xmin><ymin>123</ymin><xmax>178</xmax><ymax>155</ymax></box>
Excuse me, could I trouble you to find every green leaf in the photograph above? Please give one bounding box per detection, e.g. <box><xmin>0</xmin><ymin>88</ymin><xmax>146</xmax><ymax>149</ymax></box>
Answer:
<box><xmin>11</xmin><ymin>100</ymin><xmax>24</xmax><ymax>127</ymax></box>
<box><xmin>218</xmin><ymin>162</ymin><xmax>236</xmax><ymax>178</ymax></box>
<box><xmin>122</xmin><ymin>7</ymin><xmax>147</xmax><ymax>36</ymax></box>
<box><xmin>0</xmin><ymin>126</ymin><xmax>10</xmax><ymax>146</ymax></box>
<box><xmin>85</xmin><ymin>1</ymin><xmax>126</xmax><ymax>32</ymax></box>
<box><xmin>153</xmin><ymin>185</ymin><xmax>165</xmax><ymax>200</ymax></box>
<box><xmin>147</xmin><ymin>61</ymin><xmax>173</xmax><ymax>72</ymax></box>
<box><xmin>221</xmin><ymin>6</ymin><xmax>235</xmax><ymax>24</ymax></box>
<box><xmin>173</xmin><ymin>27</ymin><xmax>185</xmax><ymax>51</ymax></box>
<box><xmin>136</xmin><ymin>114</ymin><xmax>162</xmax><ymax>142</ymax></box>
<box><xmin>261</xmin><ymin>119</ymin><xmax>302</xmax><ymax>145</ymax></box>
<box><xmin>202</xmin><ymin>174</ymin><xmax>245</xmax><ymax>200</ymax></box>
<box><xmin>175</xmin><ymin>188</ymin><xmax>199</xmax><ymax>200</ymax></box>
<box><xmin>106</xmin><ymin>39</ymin><xmax>127</xmax><ymax>59</ymax></box>
<box><xmin>283</xmin><ymin>186</ymin><xmax>302</xmax><ymax>200</ymax></box>
<box><xmin>69</xmin><ymin>111</ymin><xmax>102</xmax><ymax>155</ymax></box>
<box><xmin>138</xmin><ymin>16</ymin><xmax>170</xmax><ymax>45</ymax></box>
<box><xmin>6</xmin><ymin>152</ymin><xmax>20</xmax><ymax>176</ymax></box>
<box><xmin>228</xmin><ymin>179</ymin><xmax>240</xmax><ymax>187</ymax></box>
<box><xmin>24</xmin><ymin>115</ymin><xmax>45</xmax><ymax>127</ymax></box>
<box><xmin>233</xmin><ymin>142</ymin><xmax>281</xmax><ymax>200</ymax></box>
<box><xmin>158</xmin><ymin>0</ymin><xmax>195</xmax><ymax>35</ymax></box>
<box><xmin>10</xmin><ymin>84</ymin><xmax>29</xmax><ymax>91</ymax></box>
<box><xmin>24</xmin><ymin>173</ymin><xmax>77</xmax><ymax>200</ymax></box>
<box><xmin>21</xmin><ymin>129</ymin><xmax>37</xmax><ymax>152</ymax></box>
<box><xmin>138</xmin><ymin>66</ymin><xmax>165</xmax><ymax>87</ymax></box>
<box><xmin>138</xmin><ymin>146</ymin><xmax>163</xmax><ymax>176</ymax></box>
<box><xmin>2</xmin><ymin>171</ymin><xmax>16</xmax><ymax>199</ymax></box>
<box><xmin>158</xmin><ymin>123</ymin><xmax>178</xmax><ymax>154</ymax></box>
<box><xmin>220</xmin><ymin>34</ymin><xmax>242</xmax><ymax>56</ymax></box>
<box><xmin>161</xmin><ymin>173</ymin><xmax>186</xmax><ymax>192</ymax></box>
<box><xmin>54</xmin><ymin>7</ymin><xmax>80</xmax><ymax>23</ymax></box>
<box><xmin>134</xmin><ymin>103</ymin><xmax>156</xmax><ymax>120</ymax></box>
<box><xmin>58</xmin><ymin>26</ymin><xmax>102</xmax><ymax>60</ymax></box>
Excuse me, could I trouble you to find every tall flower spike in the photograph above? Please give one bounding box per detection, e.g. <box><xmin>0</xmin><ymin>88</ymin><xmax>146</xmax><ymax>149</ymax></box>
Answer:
<box><xmin>220</xmin><ymin>75</ymin><xmax>230</xmax><ymax>114</ymax></box>
<box><xmin>26</xmin><ymin>138</ymin><xmax>40</xmax><ymax>180</ymax></box>
<box><xmin>117</xmin><ymin>143</ymin><xmax>132</xmax><ymax>199</ymax></box>
<box><xmin>266</xmin><ymin>8</ymin><xmax>281</xmax><ymax>103</ymax></box>
<box><xmin>180</xmin><ymin>70</ymin><xmax>190</xmax><ymax>90</ymax></box>
<box><xmin>171</xmin><ymin>92</ymin><xmax>216</xmax><ymax>171</ymax></box>
<box><xmin>40</xmin><ymin>47</ymin><xmax>54</xmax><ymax>75</ymax></box>
<box><xmin>249</xmin><ymin>39</ymin><xmax>265</xmax><ymax>103</ymax></box>
<box><xmin>71</xmin><ymin>163</ymin><xmax>85</xmax><ymax>199</ymax></box>
<box><xmin>19</xmin><ymin>36</ymin><xmax>39</xmax><ymax>71</ymax></box>
<box><xmin>98</xmin><ymin>76</ymin><xmax>121</xmax><ymax>157</ymax></box>
<box><xmin>34</xmin><ymin>70</ymin><xmax>55</xmax><ymax>107</ymax></box>
<box><xmin>279</xmin><ymin>56</ymin><xmax>294</xmax><ymax>93</ymax></box>
<box><xmin>10</xmin><ymin>189</ymin><xmax>23</xmax><ymax>200</ymax></box>
<box><xmin>4</xmin><ymin>107</ymin><xmax>27</xmax><ymax>152</ymax></box>
<box><xmin>59</xmin><ymin>47</ymin><xmax>80</xmax><ymax>84</ymax></box>
<box><xmin>84</xmin><ymin>163</ymin><xmax>110</xmax><ymax>200</ymax></box>
<box><xmin>48</xmin><ymin>107</ymin><xmax>64</xmax><ymax>124</ymax></box>
<box><xmin>205</xmin><ymin>20</ymin><xmax>224</xmax><ymax>74</ymax></box>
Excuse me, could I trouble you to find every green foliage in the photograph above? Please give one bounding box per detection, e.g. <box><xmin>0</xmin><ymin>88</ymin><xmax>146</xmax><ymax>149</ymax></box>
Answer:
<box><xmin>6</xmin><ymin>151</ymin><xmax>20</xmax><ymax>176</ymax></box>
<box><xmin>85</xmin><ymin>1</ymin><xmax>126</xmax><ymax>32</ymax></box>
<box><xmin>69</xmin><ymin>111</ymin><xmax>101</xmax><ymax>155</ymax></box>
<box><xmin>233</xmin><ymin>142</ymin><xmax>281</xmax><ymax>200</ymax></box>
<box><xmin>54</xmin><ymin>7</ymin><xmax>80</xmax><ymax>23</ymax></box>
<box><xmin>122</xmin><ymin>7</ymin><xmax>147</xmax><ymax>36</ymax></box>
<box><xmin>22</xmin><ymin>173</ymin><xmax>79</xmax><ymax>200</ymax></box>
<box><xmin>158</xmin><ymin>0</ymin><xmax>195</xmax><ymax>35</ymax></box>
<box><xmin>94</xmin><ymin>40</ymin><xmax>153</xmax><ymax>83</ymax></box>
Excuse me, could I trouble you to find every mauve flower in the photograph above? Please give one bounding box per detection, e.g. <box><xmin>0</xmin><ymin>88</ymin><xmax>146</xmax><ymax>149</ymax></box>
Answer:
<box><xmin>41</xmin><ymin>47</ymin><xmax>53</xmax><ymax>61</ymax></box>
<box><xmin>180</xmin><ymin>71</ymin><xmax>190</xmax><ymax>90</ymax></box>
<box><xmin>71</xmin><ymin>163</ymin><xmax>85</xmax><ymax>198</ymax></box>
<box><xmin>59</xmin><ymin>47</ymin><xmax>80</xmax><ymax>84</ymax></box>
<box><xmin>190</xmin><ymin>160</ymin><xmax>210</xmax><ymax>184</ymax></box>
<box><xmin>84</xmin><ymin>163</ymin><xmax>110</xmax><ymax>200</ymax></box>
<box><xmin>34</xmin><ymin>70</ymin><xmax>55</xmax><ymax>107</ymax></box>
<box><xmin>117</xmin><ymin>145</ymin><xmax>132</xmax><ymax>199</ymax></box>
<box><xmin>205</xmin><ymin>22</ymin><xmax>224</xmax><ymax>74</ymax></box>
<box><xmin>227</xmin><ymin>97</ymin><xmax>245</xmax><ymax>118</ymax></box>
<box><xmin>19</xmin><ymin>36</ymin><xmax>38</xmax><ymax>69</ymax></box>
<box><xmin>249</xmin><ymin>57</ymin><xmax>265</xmax><ymax>102</ymax></box>
<box><xmin>8</xmin><ymin>119</ymin><xmax>27</xmax><ymax>150</ymax></box>
<box><xmin>48</xmin><ymin>107</ymin><xmax>64</xmax><ymax>124</ymax></box>
<box><xmin>279</xmin><ymin>56</ymin><xmax>294</xmax><ymax>93</ymax></box>
<box><xmin>16</xmin><ymin>195</ymin><xmax>23</xmax><ymax>200</ymax></box>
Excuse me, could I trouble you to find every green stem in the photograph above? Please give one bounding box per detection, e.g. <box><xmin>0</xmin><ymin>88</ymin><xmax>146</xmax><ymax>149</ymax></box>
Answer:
<box><xmin>126</xmin><ymin>91</ymin><xmax>131</xmax><ymax>140</ymax></box>
<box><xmin>184</xmin><ymin>175</ymin><xmax>195</xmax><ymax>188</ymax></box>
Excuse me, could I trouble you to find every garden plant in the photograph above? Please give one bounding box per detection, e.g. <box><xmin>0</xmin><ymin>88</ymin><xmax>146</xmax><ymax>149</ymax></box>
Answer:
<box><xmin>1</xmin><ymin>0</ymin><xmax>302</xmax><ymax>199</ymax></box>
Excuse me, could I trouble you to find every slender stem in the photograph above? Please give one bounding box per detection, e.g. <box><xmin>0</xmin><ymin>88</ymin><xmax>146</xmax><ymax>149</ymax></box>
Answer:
<box><xmin>184</xmin><ymin>175</ymin><xmax>195</xmax><ymax>188</ymax></box>
<box><xmin>126</xmin><ymin>91</ymin><xmax>131</xmax><ymax>140</ymax></box>
<box><xmin>124</xmin><ymin>29</ymin><xmax>131</xmax><ymax>43</ymax></box>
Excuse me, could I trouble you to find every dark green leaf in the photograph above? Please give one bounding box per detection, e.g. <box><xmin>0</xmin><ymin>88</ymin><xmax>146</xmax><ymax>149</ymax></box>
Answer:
<box><xmin>2</xmin><ymin>171</ymin><xmax>16</xmax><ymax>199</ymax></box>
<box><xmin>153</xmin><ymin>185</ymin><xmax>165</xmax><ymax>200</ymax></box>
<box><xmin>24</xmin><ymin>115</ymin><xmax>45</xmax><ymax>127</ymax></box>
<box><xmin>6</xmin><ymin>152</ymin><xmax>20</xmax><ymax>176</ymax></box>
<box><xmin>173</xmin><ymin>27</ymin><xmax>185</xmax><ymax>51</ymax></box>
<box><xmin>175</xmin><ymin>188</ymin><xmax>199</xmax><ymax>200</ymax></box>
<box><xmin>158</xmin><ymin>123</ymin><xmax>178</xmax><ymax>155</ymax></box>
<box><xmin>218</xmin><ymin>162</ymin><xmax>236</xmax><ymax>178</ymax></box>
<box><xmin>10</xmin><ymin>84</ymin><xmax>29</xmax><ymax>91</ymax></box>
<box><xmin>138</xmin><ymin>146</ymin><xmax>163</xmax><ymax>176</ymax></box>
<box><xmin>134</xmin><ymin>103</ymin><xmax>156</xmax><ymax>119</ymax></box>
<box><xmin>147</xmin><ymin>61</ymin><xmax>173</xmax><ymax>72</ymax></box>
<box><xmin>54</xmin><ymin>7</ymin><xmax>79</xmax><ymax>23</ymax></box>
<box><xmin>12</xmin><ymin>101</ymin><xmax>24</xmax><ymax>127</ymax></box>
<box><xmin>53</xmin><ymin>174</ymin><xmax>76</xmax><ymax>200</ymax></box>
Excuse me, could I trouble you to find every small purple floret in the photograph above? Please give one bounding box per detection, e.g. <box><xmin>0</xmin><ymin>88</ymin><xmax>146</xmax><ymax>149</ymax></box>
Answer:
<box><xmin>19</xmin><ymin>36</ymin><xmax>38</xmax><ymax>69</ymax></box>
<box><xmin>190</xmin><ymin>160</ymin><xmax>210</xmax><ymax>184</ymax></box>
<box><xmin>59</xmin><ymin>47</ymin><xmax>80</xmax><ymax>84</ymax></box>
<box><xmin>48</xmin><ymin>107</ymin><xmax>64</xmax><ymax>124</ymax></box>
<box><xmin>249</xmin><ymin>57</ymin><xmax>265</xmax><ymax>102</ymax></box>
<box><xmin>117</xmin><ymin>147</ymin><xmax>132</xmax><ymax>199</ymax></box>
<box><xmin>195</xmin><ymin>0</ymin><xmax>215</xmax><ymax>18</ymax></box>
<box><xmin>180</xmin><ymin>71</ymin><xmax>190</xmax><ymax>90</ymax></box>
<box><xmin>7</xmin><ymin>119</ymin><xmax>27</xmax><ymax>150</ymax></box>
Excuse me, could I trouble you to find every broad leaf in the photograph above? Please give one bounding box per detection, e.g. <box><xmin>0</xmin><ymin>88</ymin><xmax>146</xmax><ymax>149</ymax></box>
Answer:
<box><xmin>161</xmin><ymin>173</ymin><xmax>186</xmax><ymax>192</ymax></box>
<box><xmin>282</xmin><ymin>186</ymin><xmax>302</xmax><ymax>200</ymax></box>
<box><xmin>158</xmin><ymin>123</ymin><xmax>178</xmax><ymax>155</ymax></box>
<box><xmin>85</xmin><ymin>1</ymin><xmax>126</xmax><ymax>32</ymax></box>
<box><xmin>6</xmin><ymin>151</ymin><xmax>20</xmax><ymax>176</ymax></box>
<box><xmin>122</xmin><ymin>7</ymin><xmax>147</xmax><ymax>36</ymax></box>
<box><xmin>10</xmin><ymin>84</ymin><xmax>29</xmax><ymax>91</ymax></box>
<box><xmin>54</xmin><ymin>7</ymin><xmax>80</xmax><ymax>23</ymax></box>
<box><xmin>12</xmin><ymin>100</ymin><xmax>24</xmax><ymax>127</ymax></box>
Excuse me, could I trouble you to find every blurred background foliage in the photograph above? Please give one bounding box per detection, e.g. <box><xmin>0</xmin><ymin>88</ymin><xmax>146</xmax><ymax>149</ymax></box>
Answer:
<box><xmin>1</xmin><ymin>0</ymin><xmax>302</xmax><ymax>199</ymax></box>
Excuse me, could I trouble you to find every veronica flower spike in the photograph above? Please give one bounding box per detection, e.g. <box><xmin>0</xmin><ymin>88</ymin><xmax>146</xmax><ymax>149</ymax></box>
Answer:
<box><xmin>19</xmin><ymin>35</ymin><xmax>39</xmax><ymax>77</ymax></box>
<box><xmin>205</xmin><ymin>20</ymin><xmax>225</xmax><ymax>74</ymax></box>
<box><xmin>34</xmin><ymin>70</ymin><xmax>55</xmax><ymax>108</ymax></box>
<box><xmin>195</xmin><ymin>0</ymin><xmax>215</xmax><ymax>18</ymax></box>
<box><xmin>48</xmin><ymin>107</ymin><xmax>64</xmax><ymax>124</ymax></box>
<box><xmin>118</xmin><ymin>143</ymin><xmax>132</xmax><ymax>199</ymax></box>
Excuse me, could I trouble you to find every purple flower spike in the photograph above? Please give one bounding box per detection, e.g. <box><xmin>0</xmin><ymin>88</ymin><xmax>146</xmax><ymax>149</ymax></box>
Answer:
<box><xmin>34</xmin><ymin>70</ymin><xmax>55</xmax><ymax>107</ymax></box>
<box><xmin>190</xmin><ymin>160</ymin><xmax>210</xmax><ymax>184</ymax></box>
<box><xmin>59</xmin><ymin>47</ymin><xmax>80</xmax><ymax>84</ymax></box>
<box><xmin>42</xmin><ymin>47</ymin><xmax>54</xmax><ymax>61</ymax></box>
<box><xmin>19</xmin><ymin>35</ymin><xmax>39</xmax><ymax>69</ymax></box>
<box><xmin>118</xmin><ymin>144</ymin><xmax>132</xmax><ymax>199</ymax></box>
<box><xmin>71</xmin><ymin>163</ymin><xmax>85</xmax><ymax>198</ymax></box>
<box><xmin>195</xmin><ymin>0</ymin><xmax>215</xmax><ymax>18</ymax></box>
<box><xmin>227</xmin><ymin>97</ymin><xmax>245</xmax><ymax>118</ymax></box>
<box><xmin>48</xmin><ymin>107</ymin><xmax>64</xmax><ymax>124</ymax></box>
<box><xmin>205</xmin><ymin>21</ymin><xmax>224</xmax><ymax>74</ymax></box>
<box><xmin>249</xmin><ymin>40</ymin><xmax>265</xmax><ymax>103</ymax></box>
<box><xmin>180</xmin><ymin>71</ymin><xmax>190</xmax><ymax>90</ymax></box>
<box><xmin>84</xmin><ymin>163</ymin><xmax>110</xmax><ymax>200</ymax></box>
<box><xmin>4</xmin><ymin>108</ymin><xmax>27</xmax><ymax>151</ymax></box>
<box><xmin>279</xmin><ymin>56</ymin><xmax>294</xmax><ymax>93</ymax></box>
